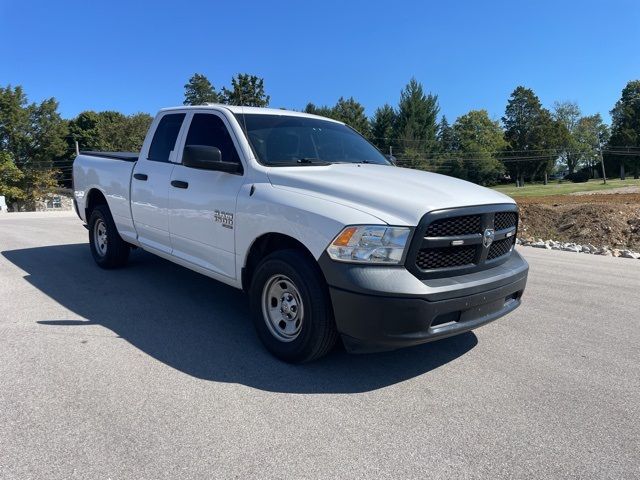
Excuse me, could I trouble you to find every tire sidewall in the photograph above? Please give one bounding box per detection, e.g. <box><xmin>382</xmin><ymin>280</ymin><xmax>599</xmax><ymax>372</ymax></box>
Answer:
<box><xmin>89</xmin><ymin>208</ymin><xmax>110</xmax><ymax>266</ymax></box>
<box><xmin>88</xmin><ymin>205</ymin><xmax>128</xmax><ymax>268</ymax></box>
<box><xmin>249</xmin><ymin>250</ymin><xmax>332</xmax><ymax>362</ymax></box>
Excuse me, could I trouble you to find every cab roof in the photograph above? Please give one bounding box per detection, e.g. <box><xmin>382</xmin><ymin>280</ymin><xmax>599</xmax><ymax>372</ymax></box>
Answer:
<box><xmin>158</xmin><ymin>104</ymin><xmax>344</xmax><ymax>124</ymax></box>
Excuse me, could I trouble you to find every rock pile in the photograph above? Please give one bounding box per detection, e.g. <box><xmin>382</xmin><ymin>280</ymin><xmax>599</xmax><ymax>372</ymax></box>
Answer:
<box><xmin>517</xmin><ymin>237</ymin><xmax>640</xmax><ymax>259</ymax></box>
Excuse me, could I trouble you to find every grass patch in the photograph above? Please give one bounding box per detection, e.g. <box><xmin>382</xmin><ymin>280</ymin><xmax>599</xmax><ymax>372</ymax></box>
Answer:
<box><xmin>492</xmin><ymin>178</ymin><xmax>640</xmax><ymax>198</ymax></box>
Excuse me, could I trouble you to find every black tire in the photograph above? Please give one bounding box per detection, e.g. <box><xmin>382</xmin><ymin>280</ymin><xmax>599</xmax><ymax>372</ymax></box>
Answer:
<box><xmin>88</xmin><ymin>204</ymin><xmax>130</xmax><ymax>269</ymax></box>
<box><xmin>249</xmin><ymin>249</ymin><xmax>338</xmax><ymax>363</ymax></box>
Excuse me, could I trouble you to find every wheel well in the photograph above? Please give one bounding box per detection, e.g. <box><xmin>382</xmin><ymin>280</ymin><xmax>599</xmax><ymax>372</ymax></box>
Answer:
<box><xmin>242</xmin><ymin>233</ymin><xmax>320</xmax><ymax>291</ymax></box>
<box><xmin>85</xmin><ymin>189</ymin><xmax>107</xmax><ymax>219</ymax></box>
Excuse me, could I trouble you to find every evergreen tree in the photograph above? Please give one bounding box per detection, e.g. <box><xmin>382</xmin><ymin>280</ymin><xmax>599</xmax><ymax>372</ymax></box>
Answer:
<box><xmin>221</xmin><ymin>74</ymin><xmax>270</xmax><ymax>107</ymax></box>
<box><xmin>394</xmin><ymin>78</ymin><xmax>439</xmax><ymax>168</ymax></box>
<box><xmin>183</xmin><ymin>73</ymin><xmax>219</xmax><ymax>105</ymax></box>
<box><xmin>436</xmin><ymin>116</ymin><xmax>455</xmax><ymax>154</ymax></box>
<box><xmin>331</xmin><ymin>96</ymin><xmax>370</xmax><ymax>136</ymax></box>
<box><xmin>304</xmin><ymin>102</ymin><xmax>335</xmax><ymax>118</ymax></box>
<box><xmin>502</xmin><ymin>86</ymin><xmax>558</xmax><ymax>184</ymax></box>
<box><xmin>370</xmin><ymin>104</ymin><xmax>396</xmax><ymax>152</ymax></box>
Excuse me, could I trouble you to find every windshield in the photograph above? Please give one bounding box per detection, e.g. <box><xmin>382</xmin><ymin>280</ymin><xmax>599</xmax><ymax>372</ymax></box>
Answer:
<box><xmin>235</xmin><ymin>114</ymin><xmax>390</xmax><ymax>166</ymax></box>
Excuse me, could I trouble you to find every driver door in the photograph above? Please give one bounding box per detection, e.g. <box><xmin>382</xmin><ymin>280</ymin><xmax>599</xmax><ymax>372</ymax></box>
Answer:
<box><xmin>168</xmin><ymin>111</ymin><xmax>246</xmax><ymax>279</ymax></box>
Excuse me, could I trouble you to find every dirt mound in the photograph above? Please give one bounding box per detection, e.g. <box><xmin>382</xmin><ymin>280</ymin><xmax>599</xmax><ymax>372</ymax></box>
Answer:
<box><xmin>517</xmin><ymin>200</ymin><xmax>640</xmax><ymax>249</ymax></box>
<box><xmin>515</xmin><ymin>193</ymin><xmax>640</xmax><ymax>205</ymax></box>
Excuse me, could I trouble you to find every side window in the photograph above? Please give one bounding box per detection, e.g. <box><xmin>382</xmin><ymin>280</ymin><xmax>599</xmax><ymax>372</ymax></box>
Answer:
<box><xmin>184</xmin><ymin>114</ymin><xmax>241</xmax><ymax>164</ymax></box>
<box><xmin>148</xmin><ymin>113</ymin><xmax>186</xmax><ymax>162</ymax></box>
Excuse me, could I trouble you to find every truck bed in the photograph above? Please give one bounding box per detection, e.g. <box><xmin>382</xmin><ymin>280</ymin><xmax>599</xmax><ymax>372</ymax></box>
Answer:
<box><xmin>80</xmin><ymin>151</ymin><xmax>139</xmax><ymax>162</ymax></box>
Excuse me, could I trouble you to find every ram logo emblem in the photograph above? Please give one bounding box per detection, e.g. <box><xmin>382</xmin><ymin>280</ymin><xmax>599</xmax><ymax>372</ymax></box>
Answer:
<box><xmin>483</xmin><ymin>228</ymin><xmax>495</xmax><ymax>248</ymax></box>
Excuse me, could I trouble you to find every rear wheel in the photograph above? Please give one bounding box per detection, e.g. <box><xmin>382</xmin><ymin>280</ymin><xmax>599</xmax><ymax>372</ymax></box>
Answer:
<box><xmin>88</xmin><ymin>204</ymin><xmax>130</xmax><ymax>269</ymax></box>
<box><xmin>249</xmin><ymin>249</ymin><xmax>337</xmax><ymax>363</ymax></box>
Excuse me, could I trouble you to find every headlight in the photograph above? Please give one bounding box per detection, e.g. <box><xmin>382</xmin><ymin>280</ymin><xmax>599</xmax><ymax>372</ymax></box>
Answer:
<box><xmin>326</xmin><ymin>226</ymin><xmax>411</xmax><ymax>264</ymax></box>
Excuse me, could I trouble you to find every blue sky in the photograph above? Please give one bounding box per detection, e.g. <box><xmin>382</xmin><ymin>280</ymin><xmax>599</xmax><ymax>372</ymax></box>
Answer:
<box><xmin>1</xmin><ymin>0</ymin><xmax>639</xmax><ymax>123</ymax></box>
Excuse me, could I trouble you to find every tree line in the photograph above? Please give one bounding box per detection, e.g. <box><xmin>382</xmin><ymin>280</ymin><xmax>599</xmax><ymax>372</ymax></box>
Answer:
<box><xmin>1</xmin><ymin>73</ymin><xmax>640</xmax><ymax>210</ymax></box>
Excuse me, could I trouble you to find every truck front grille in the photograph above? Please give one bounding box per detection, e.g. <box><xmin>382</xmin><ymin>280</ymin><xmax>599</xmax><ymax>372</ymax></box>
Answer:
<box><xmin>494</xmin><ymin>211</ymin><xmax>518</xmax><ymax>231</ymax></box>
<box><xmin>424</xmin><ymin>215</ymin><xmax>481</xmax><ymax>237</ymax></box>
<box><xmin>416</xmin><ymin>245</ymin><xmax>476</xmax><ymax>270</ymax></box>
<box><xmin>406</xmin><ymin>205</ymin><xmax>518</xmax><ymax>279</ymax></box>
<box><xmin>487</xmin><ymin>237</ymin><xmax>515</xmax><ymax>260</ymax></box>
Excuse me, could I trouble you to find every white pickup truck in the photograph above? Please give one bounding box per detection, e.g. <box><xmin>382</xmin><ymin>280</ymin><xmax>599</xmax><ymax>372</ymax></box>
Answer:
<box><xmin>73</xmin><ymin>105</ymin><xmax>528</xmax><ymax>362</ymax></box>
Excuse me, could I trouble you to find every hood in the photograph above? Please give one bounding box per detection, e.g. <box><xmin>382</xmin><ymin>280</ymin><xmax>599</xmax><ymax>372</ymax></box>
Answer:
<box><xmin>267</xmin><ymin>163</ymin><xmax>514</xmax><ymax>226</ymax></box>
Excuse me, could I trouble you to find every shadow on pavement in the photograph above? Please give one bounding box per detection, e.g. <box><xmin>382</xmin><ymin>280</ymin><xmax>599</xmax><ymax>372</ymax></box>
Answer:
<box><xmin>2</xmin><ymin>243</ymin><xmax>477</xmax><ymax>393</ymax></box>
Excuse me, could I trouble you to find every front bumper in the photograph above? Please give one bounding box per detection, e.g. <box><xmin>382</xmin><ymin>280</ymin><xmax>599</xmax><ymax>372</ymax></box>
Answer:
<box><xmin>318</xmin><ymin>250</ymin><xmax>529</xmax><ymax>353</ymax></box>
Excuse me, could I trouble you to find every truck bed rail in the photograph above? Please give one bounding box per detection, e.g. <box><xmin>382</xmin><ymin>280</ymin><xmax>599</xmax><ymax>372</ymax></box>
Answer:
<box><xmin>80</xmin><ymin>151</ymin><xmax>138</xmax><ymax>162</ymax></box>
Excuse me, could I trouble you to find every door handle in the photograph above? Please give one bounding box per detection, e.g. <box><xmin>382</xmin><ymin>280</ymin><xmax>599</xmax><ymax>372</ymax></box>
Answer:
<box><xmin>133</xmin><ymin>173</ymin><xmax>148</xmax><ymax>181</ymax></box>
<box><xmin>171</xmin><ymin>180</ymin><xmax>189</xmax><ymax>189</ymax></box>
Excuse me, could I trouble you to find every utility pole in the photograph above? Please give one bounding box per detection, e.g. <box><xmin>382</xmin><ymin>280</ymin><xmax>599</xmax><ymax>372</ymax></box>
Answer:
<box><xmin>75</xmin><ymin>140</ymin><xmax>80</xmax><ymax>156</ymax></box>
<box><xmin>597</xmin><ymin>137</ymin><xmax>607</xmax><ymax>185</ymax></box>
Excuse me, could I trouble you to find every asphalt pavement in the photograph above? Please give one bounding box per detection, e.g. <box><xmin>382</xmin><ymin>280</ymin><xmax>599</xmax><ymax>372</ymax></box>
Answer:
<box><xmin>0</xmin><ymin>211</ymin><xmax>638</xmax><ymax>479</ymax></box>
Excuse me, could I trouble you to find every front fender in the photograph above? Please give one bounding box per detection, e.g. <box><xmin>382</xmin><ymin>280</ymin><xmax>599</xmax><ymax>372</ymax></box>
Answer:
<box><xmin>234</xmin><ymin>183</ymin><xmax>386</xmax><ymax>268</ymax></box>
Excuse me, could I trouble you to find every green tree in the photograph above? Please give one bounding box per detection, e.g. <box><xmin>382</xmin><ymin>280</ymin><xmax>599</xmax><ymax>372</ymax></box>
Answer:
<box><xmin>370</xmin><ymin>104</ymin><xmax>396</xmax><ymax>152</ymax></box>
<box><xmin>553</xmin><ymin>101</ymin><xmax>582</xmax><ymax>173</ymax></box>
<box><xmin>451</xmin><ymin>110</ymin><xmax>505</xmax><ymax>185</ymax></box>
<box><xmin>221</xmin><ymin>74</ymin><xmax>270</xmax><ymax>107</ymax></box>
<box><xmin>183</xmin><ymin>73</ymin><xmax>219</xmax><ymax>105</ymax></box>
<box><xmin>68</xmin><ymin>111</ymin><xmax>103</xmax><ymax>151</ymax></box>
<box><xmin>608</xmin><ymin>80</ymin><xmax>640</xmax><ymax>179</ymax></box>
<box><xmin>0</xmin><ymin>85</ymin><xmax>66</xmax><ymax>207</ymax></box>
<box><xmin>68</xmin><ymin>111</ymin><xmax>152</xmax><ymax>152</ymax></box>
<box><xmin>394</xmin><ymin>78</ymin><xmax>439</xmax><ymax>168</ymax></box>
<box><xmin>65</xmin><ymin>110</ymin><xmax>152</xmax><ymax>187</ymax></box>
<box><xmin>502</xmin><ymin>86</ymin><xmax>558</xmax><ymax>185</ymax></box>
<box><xmin>0</xmin><ymin>152</ymin><xmax>25</xmax><ymax>204</ymax></box>
<box><xmin>27</xmin><ymin>98</ymin><xmax>68</xmax><ymax>168</ymax></box>
<box><xmin>0</xmin><ymin>85</ymin><xmax>30</xmax><ymax>164</ymax></box>
<box><xmin>304</xmin><ymin>102</ymin><xmax>335</xmax><ymax>118</ymax></box>
<box><xmin>331</xmin><ymin>96</ymin><xmax>370</xmax><ymax>136</ymax></box>
<box><xmin>436</xmin><ymin>116</ymin><xmax>455</xmax><ymax>155</ymax></box>
<box><xmin>577</xmin><ymin>114</ymin><xmax>609</xmax><ymax>177</ymax></box>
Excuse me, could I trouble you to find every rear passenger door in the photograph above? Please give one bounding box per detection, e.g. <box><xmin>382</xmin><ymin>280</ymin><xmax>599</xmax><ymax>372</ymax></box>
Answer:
<box><xmin>168</xmin><ymin>112</ymin><xmax>246</xmax><ymax>279</ymax></box>
<box><xmin>131</xmin><ymin>112</ymin><xmax>186</xmax><ymax>253</ymax></box>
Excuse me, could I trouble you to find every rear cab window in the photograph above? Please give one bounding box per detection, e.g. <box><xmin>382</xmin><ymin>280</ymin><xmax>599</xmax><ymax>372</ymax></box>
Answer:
<box><xmin>148</xmin><ymin>113</ymin><xmax>186</xmax><ymax>162</ymax></box>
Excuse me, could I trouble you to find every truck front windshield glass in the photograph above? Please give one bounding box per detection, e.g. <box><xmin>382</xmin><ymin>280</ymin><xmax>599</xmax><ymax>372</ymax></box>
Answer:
<box><xmin>235</xmin><ymin>114</ymin><xmax>390</xmax><ymax>166</ymax></box>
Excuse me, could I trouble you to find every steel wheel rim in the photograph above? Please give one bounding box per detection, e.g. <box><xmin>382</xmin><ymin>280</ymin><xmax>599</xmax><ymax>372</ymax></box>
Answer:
<box><xmin>93</xmin><ymin>218</ymin><xmax>108</xmax><ymax>257</ymax></box>
<box><xmin>261</xmin><ymin>274</ymin><xmax>304</xmax><ymax>342</ymax></box>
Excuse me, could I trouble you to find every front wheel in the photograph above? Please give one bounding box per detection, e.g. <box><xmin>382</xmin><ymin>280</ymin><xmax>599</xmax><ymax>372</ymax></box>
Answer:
<box><xmin>249</xmin><ymin>249</ymin><xmax>338</xmax><ymax>363</ymax></box>
<box><xmin>88</xmin><ymin>204</ymin><xmax>130</xmax><ymax>269</ymax></box>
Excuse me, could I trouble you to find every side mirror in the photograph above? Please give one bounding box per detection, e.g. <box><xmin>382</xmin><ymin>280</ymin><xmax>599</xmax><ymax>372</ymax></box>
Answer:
<box><xmin>182</xmin><ymin>145</ymin><xmax>242</xmax><ymax>174</ymax></box>
<box><xmin>384</xmin><ymin>154</ymin><xmax>397</xmax><ymax>166</ymax></box>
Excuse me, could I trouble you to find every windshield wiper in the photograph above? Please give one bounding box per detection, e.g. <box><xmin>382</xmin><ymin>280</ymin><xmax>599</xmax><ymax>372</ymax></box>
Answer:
<box><xmin>266</xmin><ymin>158</ymin><xmax>331</xmax><ymax>166</ymax></box>
<box><xmin>295</xmin><ymin>157</ymin><xmax>330</xmax><ymax>165</ymax></box>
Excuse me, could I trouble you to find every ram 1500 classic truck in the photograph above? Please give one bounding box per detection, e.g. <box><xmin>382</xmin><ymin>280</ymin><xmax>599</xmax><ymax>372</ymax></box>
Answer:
<box><xmin>73</xmin><ymin>105</ymin><xmax>528</xmax><ymax>363</ymax></box>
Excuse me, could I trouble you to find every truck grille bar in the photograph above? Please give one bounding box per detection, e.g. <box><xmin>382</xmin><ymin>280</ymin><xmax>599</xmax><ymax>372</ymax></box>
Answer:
<box><xmin>405</xmin><ymin>204</ymin><xmax>518</xmax><ymax>279</ymax></box>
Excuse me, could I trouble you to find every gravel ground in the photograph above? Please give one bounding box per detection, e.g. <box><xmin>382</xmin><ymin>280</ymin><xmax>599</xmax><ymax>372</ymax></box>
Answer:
<box><xmin>0</xmin><ymin>212</ymin><xmax>639</xmax><ymax>479</ymax></box>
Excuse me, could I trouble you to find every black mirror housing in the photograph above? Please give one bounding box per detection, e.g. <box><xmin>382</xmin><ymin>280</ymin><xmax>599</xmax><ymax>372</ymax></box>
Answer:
<box><xmin>182</xmin><ymin>145</ymin><xmax>242</xmax><ymax>174</ymax></box>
